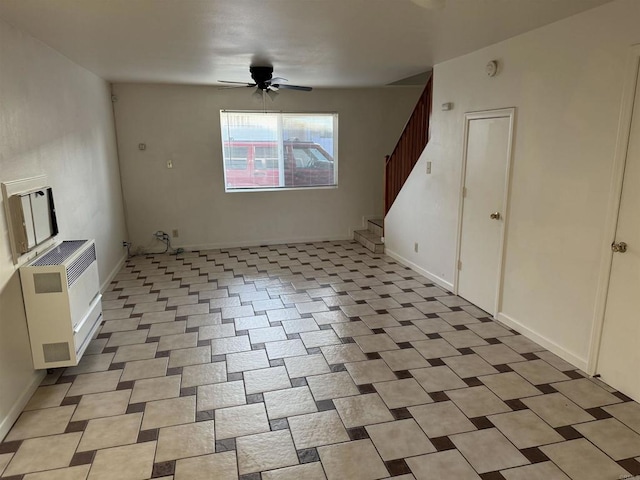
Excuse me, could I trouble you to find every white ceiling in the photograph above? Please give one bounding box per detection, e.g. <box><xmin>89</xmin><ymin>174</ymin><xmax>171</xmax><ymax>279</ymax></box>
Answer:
<box><xmin>0</xmin><ymin>0</ymin><xmax>612</xmax><ymax>87</ymax></box>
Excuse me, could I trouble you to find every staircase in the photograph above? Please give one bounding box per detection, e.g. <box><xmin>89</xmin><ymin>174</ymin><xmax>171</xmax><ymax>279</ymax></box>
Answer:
<box><xmin>354</xmin><ymin>218</ymin><xmax>384</xmax><ymax>253</ymax></box>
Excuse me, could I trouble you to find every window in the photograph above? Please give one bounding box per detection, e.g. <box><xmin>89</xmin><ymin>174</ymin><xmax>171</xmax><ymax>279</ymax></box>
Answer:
<box><xmin>220</xmin><ymin>111</ymin><xmax>338</xmax><ymax>191</ymax></box>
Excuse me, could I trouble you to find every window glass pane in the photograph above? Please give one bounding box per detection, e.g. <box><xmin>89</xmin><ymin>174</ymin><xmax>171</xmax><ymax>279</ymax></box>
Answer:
<box><xmin>220</xmin><ymin>111</ymin><xmax>337</xmax><ymax>191</ymax></box>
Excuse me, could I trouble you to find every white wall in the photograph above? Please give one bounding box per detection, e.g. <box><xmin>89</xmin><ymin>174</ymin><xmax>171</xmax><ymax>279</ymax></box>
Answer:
<box><xmin>385</xmin><ymin>0</ymin><xmax>640</xmax><ymax>370</ymax></box>
<box><xmin>0</xmin><ymin>18</ymin><xmax>127</xmax><ymax>439</ymax></box>
<box><xmin>112</xmin><ymin>84</ymin><xmax>421</xmax><ymax>250</ymax></box>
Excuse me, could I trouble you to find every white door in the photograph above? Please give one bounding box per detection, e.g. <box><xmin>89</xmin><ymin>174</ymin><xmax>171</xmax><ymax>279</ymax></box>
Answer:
<box><xmin>457</xmin><ymin>110</ymin><xmax>514</xmax><ymax>315</ymax></box>
<box><xmin>597</xmin><ymin>60</ymin><xmax>640</xmax><ymax>401</ymax></box>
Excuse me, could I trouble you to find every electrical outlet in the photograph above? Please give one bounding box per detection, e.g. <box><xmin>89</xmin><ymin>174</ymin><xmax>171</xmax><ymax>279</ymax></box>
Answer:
<box><xmin>167</xmin><ymin>160</ymin><xmax>173</xmax><ymax>169</ymax></box>
<box><xmin>172</xmin><ymin>229</ymin><xmax>179</xmax><ymax>238</ymax></box>
<box><xmin>414</xmin><ymin>242</ymin><xmax>419</xmax><ymax>253</ymax></box>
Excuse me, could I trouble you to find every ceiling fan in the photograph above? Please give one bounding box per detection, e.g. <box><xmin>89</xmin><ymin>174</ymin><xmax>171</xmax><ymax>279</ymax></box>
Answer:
<box><xmin>218</xmin><ymin>66</ymin><xmax>312</xmax><ymax>99</ymax></box>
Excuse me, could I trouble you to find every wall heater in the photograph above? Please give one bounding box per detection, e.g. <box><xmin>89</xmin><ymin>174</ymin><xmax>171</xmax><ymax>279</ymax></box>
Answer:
<box><xmin>20</xmin><ymin>240</ymin><xmax>103</xmax><ymax>369</ymax></box>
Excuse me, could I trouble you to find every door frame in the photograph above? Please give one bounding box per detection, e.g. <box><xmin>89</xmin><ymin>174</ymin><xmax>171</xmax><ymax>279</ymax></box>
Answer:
<box><xmin>454</xmin><ymin>108</ymin><xmax>516</xmax><ymax>318</ymax></box>
<box><xmin>588</xmin><ymin>44</ymin><xmax>640</xmax><ymax>376</ymax></box>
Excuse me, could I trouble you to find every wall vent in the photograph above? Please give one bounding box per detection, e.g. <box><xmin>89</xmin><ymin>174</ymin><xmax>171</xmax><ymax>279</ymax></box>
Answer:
<box><xmin>66</xmin><ymin>243</ymin><xmax>96</xmax><ymax>287</ymax></box>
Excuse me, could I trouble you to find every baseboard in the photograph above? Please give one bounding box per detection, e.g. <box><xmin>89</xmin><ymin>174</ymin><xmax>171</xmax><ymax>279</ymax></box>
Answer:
<box><xmin>101</xmin><ymin>252</ymin><xmax>128</xmax><ymax>293</ymax></box>
<box><xmin>496</xmin><ymin>312</ymin><xmax>588</xmax><ymax>372</ymax></box>
<box><xmin>385</xmin><ymin>248</ymin><xmax>454</xmax><ymax>292</ymax></box>
<box><xmin>0</xmin><ymin>370</ymin><xmax>45</xmax><ymax>441</ymax></box>
<box><xmin>176</xmin><ymin>234</ymin><xmax>353</xmax><ymax>252</ymax></box>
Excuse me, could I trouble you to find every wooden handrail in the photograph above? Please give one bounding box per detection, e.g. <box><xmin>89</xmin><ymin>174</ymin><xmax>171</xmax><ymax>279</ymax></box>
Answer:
<box><xmin>384</xmin><ymin>76</ymin><xmax>433</xmax><ymax>215</ymax></box>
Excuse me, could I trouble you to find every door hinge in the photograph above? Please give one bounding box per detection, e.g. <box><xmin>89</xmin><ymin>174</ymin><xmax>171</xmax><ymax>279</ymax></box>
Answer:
<box><xmin>458</xmin><ymin>260</ymin><xmax>462</xmax><ymax>270</ymax></box>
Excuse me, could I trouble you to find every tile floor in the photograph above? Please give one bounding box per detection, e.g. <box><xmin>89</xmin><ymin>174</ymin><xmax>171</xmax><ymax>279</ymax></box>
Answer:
<box><xmin>1</xmin><ymin>241</ymin><xmax>640</xmax><ymax>480</ymax></box>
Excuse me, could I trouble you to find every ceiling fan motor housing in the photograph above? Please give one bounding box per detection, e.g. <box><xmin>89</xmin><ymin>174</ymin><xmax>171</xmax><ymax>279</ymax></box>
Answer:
<box><xmin>250</xmin><ymin>66</ymin><xmax>274</xmax><ymax>90</ymax></box>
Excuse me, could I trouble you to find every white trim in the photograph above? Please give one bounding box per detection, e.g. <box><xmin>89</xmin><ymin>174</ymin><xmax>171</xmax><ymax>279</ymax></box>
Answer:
<box><xmin>454</xmin><ymin>108</ymin><xmax>516</xmax><ymax>318</ymax></box>
<box><xmin>0</xmin><ymin>371</ymin><xmax>45</xmax><ymax>441</ymax></box>
<box><xmin>101</xmin><ymin>252</ymin><xmax>128</xmax><ymax>293</ymax></box>
<box><xmin>385</xmin><ymin>248</ymin><xmax>454</xmax><ymax>292</ymax></box>
<box><xmin>497</xmin><ymin>312</ymin><xmax>588</xmax><ymax>372</ymax></box>
<box><xmin>588</xmin><ymin>44</ymin><xmax>640</xmax><ymax>375</ymax></box>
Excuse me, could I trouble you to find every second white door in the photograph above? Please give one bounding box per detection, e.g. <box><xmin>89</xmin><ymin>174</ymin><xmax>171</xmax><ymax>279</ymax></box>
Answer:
<box><xmin>457</xmin><ymin>110</ymin><xmax>514</xmax><ymax>315</ymax></box>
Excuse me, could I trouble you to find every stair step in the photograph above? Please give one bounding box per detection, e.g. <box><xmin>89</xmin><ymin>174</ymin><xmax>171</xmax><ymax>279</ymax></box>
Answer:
<box><xmin>367</xmin><ymin>218</ymin><xmax>384</xmax><ymax>237</ymax></box>
<box><xmin>354</xmin><ymin>229</ymin><xmax>384</xmax><ymax>254</ymax></box>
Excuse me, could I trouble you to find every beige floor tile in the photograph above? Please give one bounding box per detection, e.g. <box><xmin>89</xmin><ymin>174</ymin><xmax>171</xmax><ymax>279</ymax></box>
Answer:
<box><xmin>134</xmin><ymin>302</ymin><xmax>170</xmax><ymax>316</ymax></box>
<box><xmin>472</xmin><ymin>344</ymin><xmax>526</xmax><ymax>365</ymax></box>
<box><xmin>334</xmin><ymin>393</ymin><xmax>393</xmax><ymax>428</ymax></box>
<box><xmin>87</xmin><ymin>441</ymin><xmax>156</xmax><ymax>480</ymax></box>
<box><xmin>387</xmin><ymin>307</ymin><xmax>425</xmax><ymax>321</ymax></box>
<box><xmin>312</xmin><ymin>311</ymin><xmax>351</xmax><ymax>325</ymax></box>
<box><xmin>540</xmin><ymin>439</ymin><xmax>628</xmax><ymax>480</ymax></box>
<box><xmin>5</xmin><ymin>405</ymin><xmax>75</xmax><ymax>441</ymax></box>
<box><xmin>67</xmin><ymin>370</ymin><xmax>123</xmax><ymax>396</ymax></box>
<box><xmin>551</xmin><ymin>378</ymin><xmax>623</xmax><ymax>409</ymax></box>
<box><xmin>177</xmin><ymin>303</ymin><xmax>210</xmax><ymax>316</ymax></box>
<box><xmin>384</xmin><ymin>326</ymin><xmax>428</xmax><ymax>343</ymax></box>
<box><xmin>198</xmin><ymin>380</ymin><xmax>246</xmax><ymax>411</ymax></box>
<box><xmin>374</xmin><ymin>378</ymin><xmax>432</xmax><ymax>409</ymax></box>
<box><xmin>22</xmin><ymin>464</ymin><xmax>91</xmax><ymax>480</ymax></box>
<box><xmin>23</xmin><ymin>383</ymin><xmax>70</xmax><ymax>411</ymax></box>
<box><xmin>130</xmin><ymin>375</ymin><xmax>181</xmax><ymax>403</ymax></box>
<box><xmin>409</xmin><ymin>401</ymin><xmax>476</xmax><ymax>438</ymax></box>
<box><xmin>284</xmin><ymin>353</ymin><xmax>331</xmax><ymax>378</ymax></box>
<box><xmin>268</xmin><ymin>308</ymin><xmax>302</xmax><ymax>322</ymax></box>
<box><xmin>479</xmin><ymin>372</ymin><xmax>541</xmax><ymax>400</ymax></box>
<box><xmin>299</xmin><ymin>330</ymin><xmax>342</xmax><ymax>348</ymax></box>
<box><xmin>410</xmin><ymin>366</ymin><xmax>467</xmax><ymax>392</ymax></box>
<box><xmin>106</xmin><ymin>330</ymin><xmax>149</xmax><ymax>347</ymax></box>
<box><xmin>182</xmin><ymin>361</ymin><xmax>227</xmax><ymax>388</ymax></box>
<box><xmin>535</xmin><ymin>351</ymin><xmax>578</xmax><ymax>372</ymax></box>
<box><xmin>187</xmin><ymin>312</ymin><xmax>222</xmax><ymax>328</ymax></box>
<box><xmin>499</xmin><ymin>335</ymin><xmax>544</xmax><ymax>353</ymax></box>
<box><xmin>604</xmin><ymin>401</ymin><xmax>640</xmax><ymax>434</ymax></box>
<box><xmin>265</xmin><ymin>339</ymin><xmax>308</xmax><ymax>359</ymax></box>
<box><xmin>360</xmin><ymin>314</ymin><xmax>402</xmax><ymax>329</ymax></box>
<box><xmin>215</xmin><ymin>403</ymin><xmax>270</xmax><ymax>439</ymax></box>
<box><xmin>320</xmin><ymin>344</ymin><xmax>367</xmax><ymax>364</ymax></box>
<box><xmin>413</xmin><ymin>301</ymin><xmax>452</xmax><ymax>315</ymax></box>
<box><xmin>354</xmin><ymin>334</ymin><xmax>399</xmax><ymax>353</ymax></box>
<box><xmin>148</xmin><ymin>320</ymin><xmax>186</xmax><ymax>337</ymax></box>
<box><xmin>139</xmin><ymin>310</ymin><xmax>176</xmax><ymax>324</ymax></box>
<box><xmin>307</xmin><ymin>371</ymin><xmax>360</xmax><ymax>401</ymax></box>
<box><xmin>281</xmin><ymin>318</ymin><xmax>321</xmax><ymax>334</ymax></box>
<box><xmin>297</xmin><ymin>301</ymin><xmax>329</xmax><ymax>315</ymax></box>
<box><xmin>156</xmin><ymin>420</ymin><xmax>215</xmax><ymax>462</ymax></box>
<box><xmin>443</xmin><ymin>354</ymin><xmax>498</xmax><ymax>378</ymax></box>
<box><xmin>78</xmin><ymin>412</ymin><xmax>143</xmax><ymax>451</ymax></box>
<box><xmin>264</xmin><ymin>386</ymin><xmax>319</xmax><ymax>419</ymax></box>
<box><xmin>522</xmin><ymin>392</ymin><xmax>594</xmax><ymax>427</ymax></box>
<box><xmin>288</xmin><ymin>410</ymin><xmax>349</xmax><ymax>449</ymax></box>
<box><xmin>411</xmin><ymin>318</ymin><xmax>455</xmax><ymax>335</ymax></box>
<box><xmin>438</xmin><ymin>311</ymin><xmax>480</xmax><ymax>326</ymax></box>
<box><xmin>345</xmin><ymin>359</ymin><xmax>397</xmax><ymax>385</ymax></box>
<box><xmin>249</xmin><ymin>326</ymin><xmax>288</xmax><ymax>344</ymax></box>
<box><xmin>85</xmin><ymin>338</ymin><xmax>108</xmax><ymax>356</ymax></box>
<box><xmin>237</xmin><ymin>429</ymin><xmax>299</xmax><ymax>474</ymax></box>
<box><xmin>235</xmin><ymin>314</ymin><xmax>270</xmax><ymax>330</ymax></box>
<box><xmin>451</xmin><ymin>428</ymin><xmax>529</xmax><ymax>474</ymax></box>
<box><xmin>64</xmin><ymin>353</ymin><xmax>115</xmax><ymax>375</ymax></box>
<box><xmin>318</xmin><ymin>439</ymin><xmax>388</xmax><ymax>480</ymax></box>
<box><xmin>489</xmin><ymin>410</ymin><xmax>564</xmax><ymax>449</ymax></box>
<box><xmin>406</xmin><ymin>450</ymin><xmax>480</xmax><ymax>480</ymax></box>
<box><xmin>72</xmin><ymin>389</ymin><xmax>132</xmax><ymax>421</ymax></box>
<box><xmin>243</xmin><ymin>366</ymin><xmax>292</xmax><ymax>394</ymax></box>
<box><xmin>141</xmin><ymin>396</ymin><xmax>196</xmax><ymax>430</ymax></box>
<box><xmin>103</xmin><ymin>307</ymin><xmax>134</xmax><ymax>320</ymax></box>
<box><xmin>410</xmin><ymin>339</ymin><xmax>460</xmax><ymax>359</ymax></box>
<box><xmin>199</xmin><ymin>324</ymin><xmax>236</xmax><ymax>340</ymax></box>
<box><xmin>221</xmin><ymin>305</ymin><xmax>255</xmax><ymax>319</ymax></box>
<box><xmin>168</xmin><ymin>345</ymin><xmax>211</xmax><ymax>368</ymax></box>
<box><xmin>367</xmin><ymin>419</ymin><xmax>435</xmax><ymax>460</ymax></box>
<box><xmin>501</xmin><ymin>462</ymin><xmax>570</xmax><ymax>480</ymax></box>
<box><xmin>379</xmin><ymin>349</ymin><xmax>430</xmax><ymax>371</ymax></box>
<box><xmin>227</xmin><ymin>349</ymin><xmax>270</xmax><ymax>373</ymax></box>
<box><xmin>157</xmin><ymin>332</ymin><xmax>198</xmax><ymax>351</ymax></box>
<box><xmin>174</xmin><ymin>451</ymin><xmax>238</xmax><ymax>480</ymax></box>
<box><xmin>574</xmin><ymin>418</ymin><xmax>640</xmax><ymax>460</ymax></box>
<box><xmin>466</xmin><ymin>322</ymin><xmax>513</xmax><ymax>338</ymax></box>
<box><xmin>121</xmin><ymin>357</ymin><xmax>168</xmax><ymax>381</ymax></box>
<box><xmin>381</xmin><ymin>475</ymin><xmax>415</xmax><ymax>480</ymax></box>
<box><xmin>3</xmin><ymin>432</ymin><xmax>82</xmax><ymax>477</ymax></box>
<box><xmin>261</xmin><ymin>462</ymin><xmax>327</xmax><ymax>480</ymax></box>
<box><xmin>211</xmin><ymin>335</ymin><xmax>252</xmax><ymax>355</ymax></box>
<box><xmin>331</xmin><ymin>321</ymin><xmax>373</xmax><ymax>338</ymax></box>
<box><xmin>508</xmin><ymin>360</ymin><xmax>570</xmax><ymax>385</ymax></box>
<box><xmin>446</xmin><ymin>386</ymin><xmax>511</xmax><ymax>418</ymax></box>
<box><xmin>113</xmin><ymin>343</ymin><xmax>158</xmax><ymax>363</ymax></box>
<box><xmin>440</xmin><ymin>330</ymin><xmax>488</xmax><ymax>348</ymax></box>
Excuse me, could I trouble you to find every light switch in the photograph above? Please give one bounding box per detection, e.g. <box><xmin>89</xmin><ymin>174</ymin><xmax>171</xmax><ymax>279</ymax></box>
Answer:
<box><xmin>426</xmin><ymin>162</ymin><xmax>432</xmax><ymax>174</ymax></box>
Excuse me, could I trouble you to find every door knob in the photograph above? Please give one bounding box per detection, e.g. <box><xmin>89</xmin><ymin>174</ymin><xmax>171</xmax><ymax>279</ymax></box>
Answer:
<box><xmin>490</xmin><ymin>212</ymin><xmax>501</xmax><ymax>220</ymax></box>
<box><xmin>611</xmin><ymin>241</ymin><xmax>628</xmax><ymax>253</ymax></box>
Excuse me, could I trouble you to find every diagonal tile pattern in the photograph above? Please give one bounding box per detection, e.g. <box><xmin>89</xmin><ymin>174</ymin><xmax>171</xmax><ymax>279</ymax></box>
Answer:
<box><xmin>1</xmin><ymin>240</ymin><xmax>639</xmax><ymax>479</ymax></box>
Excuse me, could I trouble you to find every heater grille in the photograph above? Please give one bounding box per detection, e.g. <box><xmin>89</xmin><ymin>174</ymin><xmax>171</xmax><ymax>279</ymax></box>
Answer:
<box><xmin>31</xmin><ymin>240</ymin><xmax>88</xmax><ymax>266</ymax></box>
<box><xmin>66</xmin><ymin>243</ymin><xmax>96</xmax><ymax>287</ymax></box>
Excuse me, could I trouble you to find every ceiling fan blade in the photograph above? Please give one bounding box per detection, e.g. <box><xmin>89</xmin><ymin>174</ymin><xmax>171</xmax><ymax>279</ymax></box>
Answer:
<box><xmin>218</xmin><ymin>80</ymin><xmax>256</xmax><ymax>86</ymax></box>
<box><xmin>269</xmin><ymin>77</ymin><xmax>288</xmax><ymax>84</ymax></box>
<box><xmin>274</xmin><ymin>84</ymin><xmax>312</xmax><ymax>92</ymax></box>
<box><xmin>218</xmin><ymin>85</ymin><xmax>254</xmax><ymax>90</ymax></box>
